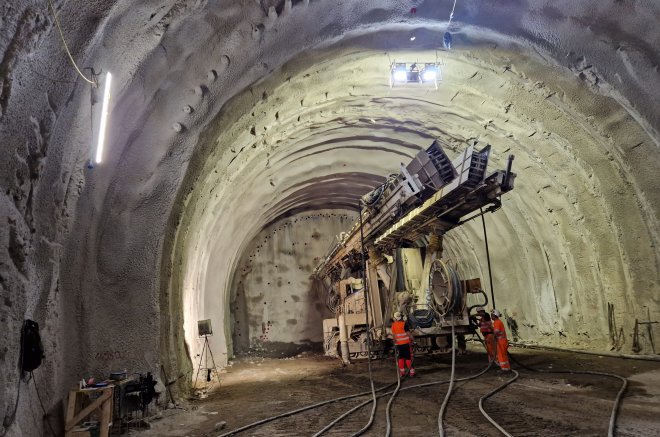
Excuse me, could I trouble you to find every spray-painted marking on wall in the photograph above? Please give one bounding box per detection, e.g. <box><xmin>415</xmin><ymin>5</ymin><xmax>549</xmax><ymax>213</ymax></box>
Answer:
<box><xmin>95</xmin><ymin>350</ymin><xmax>125</xmax><ymax>361</ymax></box>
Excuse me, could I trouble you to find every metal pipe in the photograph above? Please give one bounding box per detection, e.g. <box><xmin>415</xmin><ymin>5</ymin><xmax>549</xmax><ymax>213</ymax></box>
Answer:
<box><xmin>338</xmin><ymin>313</ymin><xmax>350</xmax><ymax>365</ymax></box>
<box><xmin>480</xmin><ymin>208</ymin><xmax>496</xmax><ymax>310</ymax></box>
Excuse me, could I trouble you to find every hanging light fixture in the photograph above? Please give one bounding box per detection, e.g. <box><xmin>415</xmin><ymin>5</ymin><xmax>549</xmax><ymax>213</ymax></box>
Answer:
<box><xmin>95</xmin><ymin>72</ymin><xmax>112</xmax><ymax>164</ymax></box>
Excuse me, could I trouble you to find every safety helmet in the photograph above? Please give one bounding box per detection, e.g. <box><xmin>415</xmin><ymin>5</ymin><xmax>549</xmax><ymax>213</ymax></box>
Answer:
<box><xmin>393</xmin><ymin>311</ymin><xmax>403</xmax><ymax>321</ymax></box>
<box><xmin>475</xmin><ymin>307</ymin><xmax>486</xmax><ymax>313</ymax></box>
<box><xmin>491</xmin><ymin>309</ymin><xmax>501</xmax><ymax>317</ymax></box>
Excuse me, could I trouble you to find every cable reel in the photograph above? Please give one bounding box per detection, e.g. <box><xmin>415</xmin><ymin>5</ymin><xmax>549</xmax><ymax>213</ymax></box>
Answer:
<box><xmin>429</xmin><ymin>259</ymin><xmax>462</xmax><ymax>316</ymax></box>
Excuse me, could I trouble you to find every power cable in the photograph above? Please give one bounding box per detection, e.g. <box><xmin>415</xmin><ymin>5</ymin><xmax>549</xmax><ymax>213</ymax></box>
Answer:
<box><xmin>30</xmin><ymin>372</ymin><xmax>59</xmax><ymax>437</ymax></box>
<box><xmin>384</xmin><ymin>324</ymin><xmax>420</xmax><ymax>436</ymax></box>
<box><xmin>480</xmin><ymin>208</ymin><xmax>496</xmax><ymax>309</ymax></box>
<box><xmin>46</xmin><ymin>0</ymin><xmax>96</xmax><ymax>85</ymax></box>
<box><xmin>0</xmin><ymin>377</ymin><xmax>21</xmax><ymax>437</ymax></box>
<box><xmin>219</xmin><ymin>382</ymin><xmax>397</xmax><ymax>437</ymax></box>
<box><xmin>2</xmin><ymin>321</ymin><xmax>28</xmax><ymax>437</ymax></box>
<box><xmin>466</xmin><ymin>289</ymin><xmax>489</xmax><ymax>318</ymax></box>
<box><xmin>478</xmin><ymin>369</ymin><xmax>520</xmax><ymax>436</ymax></box>
<box><xmin>508</xmin><ymin>353</ymin><xmax>628</xmax><ymax>437</ymax></box>
<box><xmin>350</xmin><ymin>200</ymin><xmax>378</xmax><ymax>437</ymax></box>
<box><xmin>315</xmin><ymin>361</ymin><xmax>494</xmax><ymax>436</ymax></box>
<box><xmin>447</xmin><ymin>0</ymin><xmax>458</xmax><ymax>27</ymax></box>
<box><xmin>438</xmin><ymin>316</ymin><xmax>456</xmax><ymax>437</ymax></box>
<box><xmin>384</xmin><ymin>347</ymin><xmax>405</xmax><ymax>437</ymax></box>
<box><xmin>443</xmin><ymin>0</ymin><xmax>458</xmax><ymax>49</ymax></box>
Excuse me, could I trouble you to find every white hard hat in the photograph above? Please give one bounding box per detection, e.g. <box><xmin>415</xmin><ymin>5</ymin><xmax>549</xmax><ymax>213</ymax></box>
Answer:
<box><xmin>475</xmin><ymin>307</ymin><xmax>486</xmax><ymax>313</ymax></box>
<box><xmin>393</xmin><ymin>311</ymin><xmax>403</xmax><ymax>321</ymax></box>
<box><xmin>491</xmin><ymin>309</ymin><xmax>501</xmax><ymax>317</ymax></box>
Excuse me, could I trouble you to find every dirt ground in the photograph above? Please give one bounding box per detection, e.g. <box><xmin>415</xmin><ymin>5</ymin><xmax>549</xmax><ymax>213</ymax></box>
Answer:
<box><xmin>134</xmin><ymin>346</ymin><xmax>660</xmax><ymax>436</ymax></box>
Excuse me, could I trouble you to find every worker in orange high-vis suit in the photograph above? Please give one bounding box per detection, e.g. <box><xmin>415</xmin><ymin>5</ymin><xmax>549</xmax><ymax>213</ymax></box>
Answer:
<box><xmin>475</xmin><ymin>307</ymin><xmax>496</xmax><ymax>362</ymax></box>
<box><xmin>391</xmin><ymin>312</ymin><xmax>415</xmax><ymax>377</ymax></box>
<box><xmin>491</xmin><ymin>310</ymin><xmax>510</xmax><ymax>371</ymax></box>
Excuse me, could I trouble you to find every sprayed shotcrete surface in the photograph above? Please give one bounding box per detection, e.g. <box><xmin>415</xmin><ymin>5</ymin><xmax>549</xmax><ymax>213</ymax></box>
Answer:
<box><xmin>230</xmin><ymin>211</ymin><xmax>356</xmax><ymax>358</ymax></box>
<box><xmin>0</xmin><ymin>0</ymin><xmax>659</xmax><ymax>436</ymax></box>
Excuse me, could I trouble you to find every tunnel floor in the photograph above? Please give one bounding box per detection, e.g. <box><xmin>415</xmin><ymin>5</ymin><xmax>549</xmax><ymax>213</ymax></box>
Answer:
<box><xmin>139</xmin><ymin>348</ymin><xmax>660</xmax><ymax>437</ymax></box>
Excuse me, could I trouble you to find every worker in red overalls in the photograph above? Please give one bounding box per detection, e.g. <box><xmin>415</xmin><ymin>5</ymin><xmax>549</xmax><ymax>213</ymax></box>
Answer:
<box><xmin>491</xmin><ymin>310</ymin><xmax>511</xmax><ymax>371</ymax></box>
<box><xmin>475</xmin><ymin>307</ymin><xmax>496</xmax><ymax>362</ymax></box>
<box><xmin>391</xmin><ymin>312</ymin><xmax>416</xmax><ymax>377</ymax></box>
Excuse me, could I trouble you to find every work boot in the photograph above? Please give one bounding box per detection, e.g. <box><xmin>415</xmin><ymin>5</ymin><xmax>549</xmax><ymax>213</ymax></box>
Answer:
<box><xmin>399</xmin><ymin>368</ymin><xmax>406</xmax><ymax>377</ymax></box>
<box><xmin>409</xmin><ymin>368</ymin><xmax>416</xmax><ymax>377</ymax></box>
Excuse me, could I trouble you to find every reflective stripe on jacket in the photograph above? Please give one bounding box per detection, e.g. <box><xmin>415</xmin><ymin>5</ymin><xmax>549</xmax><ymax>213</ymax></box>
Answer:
<box><xmin>392</xmin><ymin>320</ymin><xmax>411</xmax><ymax>345</ymax></box>
<box><xmin>493</xmin><ymin>319</ymin><xmax>507</xmax><ymax>340</ymax></box>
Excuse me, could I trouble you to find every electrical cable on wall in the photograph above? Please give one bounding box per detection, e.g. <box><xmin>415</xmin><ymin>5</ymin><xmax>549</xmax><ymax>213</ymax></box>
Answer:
<box><xmin>46</xmin><ymin>0</ymin><xmax>96</xmax><ymax>85</ymax></box>
<box><xmin>1</xmin><ymin>321</ymin><xmax>27</xmax><ymax>437</ymax></box>
<box><xmin>46</xmin><ymin>0</ymin><xmax>114</xmax><ymax>169</ymax></box>
<box><xmin>443</xmin><ymin>0</ymin><xmax>458</xmax><ymax>49</ymax></box>
<box><xmin>31</xmin><ymin>372</ymin><xmax>59</xmax><ymax>437</ymax></box>
<box><xmin>447</xmin><ymin>0</ymin><xmax>458</xmax><ymax>27</ymax></box>
<box><xmin>0</xmin><ymin>373</ymin><xmax>21</xmax><ymax>437</ymax></box>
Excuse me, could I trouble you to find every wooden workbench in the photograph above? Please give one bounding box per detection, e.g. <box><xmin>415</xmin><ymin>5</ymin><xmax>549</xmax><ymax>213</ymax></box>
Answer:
<box><xmin>64</xmin><ymin>386</ymin><xmax>113</xmax><ymax>437</ymax></box>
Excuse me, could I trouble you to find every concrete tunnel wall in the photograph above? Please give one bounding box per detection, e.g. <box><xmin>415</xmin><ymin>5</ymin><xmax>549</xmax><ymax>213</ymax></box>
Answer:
<box><xmin>1</xmin><ymin>0</ymin><xmax>659</xmax><ymax>435</ymax></box>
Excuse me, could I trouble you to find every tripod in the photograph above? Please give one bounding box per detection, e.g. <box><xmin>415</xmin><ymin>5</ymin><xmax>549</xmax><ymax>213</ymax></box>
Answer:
<box><xmin>194</xmin><ymin>335</ymin><xmax>220</xmax><ymax>387</ymax></box>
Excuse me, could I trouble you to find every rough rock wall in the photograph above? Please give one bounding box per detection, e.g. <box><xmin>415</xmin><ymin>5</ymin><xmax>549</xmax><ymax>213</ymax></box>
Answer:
<box><xmin>0</xmin><ymin>2</ymin><xmax>94</xmax><ymax>435</ymax></box>
<box><xmin>229</xmin><ymin>211</ymin><xmax>354</xmax><ymax>358</ymax></box>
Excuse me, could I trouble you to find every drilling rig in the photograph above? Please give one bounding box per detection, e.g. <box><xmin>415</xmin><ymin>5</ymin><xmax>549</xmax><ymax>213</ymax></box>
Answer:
<box><xmin>312</xmin><ymin>139</ymin><xmax>515</xmax><ymax>363</ymax></box>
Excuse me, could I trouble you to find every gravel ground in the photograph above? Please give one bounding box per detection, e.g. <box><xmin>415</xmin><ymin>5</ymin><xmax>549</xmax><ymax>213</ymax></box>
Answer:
<box><xmin>133</xmin><ymin>347</ymin><xmax>660</xmax><ymax>437</ymax></box>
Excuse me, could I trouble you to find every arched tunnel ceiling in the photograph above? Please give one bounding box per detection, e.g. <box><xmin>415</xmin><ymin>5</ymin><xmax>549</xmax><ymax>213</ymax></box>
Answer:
<box><xmin>173</xmin><ymin>38</ymin><xmax>659</xmax><ymax>363</ymax></box>
<box><xmin>1</xmin><ymin>0</ymin><xmax>659</xmax><ymax>418</ymax></box>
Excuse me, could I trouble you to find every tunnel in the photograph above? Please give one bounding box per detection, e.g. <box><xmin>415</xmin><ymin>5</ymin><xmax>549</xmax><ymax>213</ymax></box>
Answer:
<box><xmin>1</xmin><ymin>0</ymin><xmax>659</xmax><ymax>436</ymax></box>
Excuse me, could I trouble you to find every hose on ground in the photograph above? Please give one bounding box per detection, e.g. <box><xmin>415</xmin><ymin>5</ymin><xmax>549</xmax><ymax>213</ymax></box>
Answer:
<box><xmin>508</xmin><ymin>352</ymin><xmax>628</xmax><ymax>437</ymax></box>
<box><xmin>384</xmin><ymin>338</ymin><xmax>417</xmax><ymax>436</ymax></box>
<box><xmin>384</xmin><ymin>348</ymin><xmax>403</xmax><ymax>437</ymax></box>
<box><xmin>438</xmin><ymin>317</ymin><xmax>456</xmax><ymax>437</ymax></box>
<box><xmin>478</xmin><ymin>369</ymin><xmax>520</xmax><ymax>437</ymax></box>
<box><xmin>219</xmin><ymin>350</ymin><xmax>491</xmax><ymax>436</ymax></box>
<box><xmin>218</xmin><ymin>381</ymin><xmax>397</xmax><ymax>437</ymax></box>
<box><xmin>315</xmin><ymin>360</ymin><xmax>494</xmax><ymax>436</ymax></box>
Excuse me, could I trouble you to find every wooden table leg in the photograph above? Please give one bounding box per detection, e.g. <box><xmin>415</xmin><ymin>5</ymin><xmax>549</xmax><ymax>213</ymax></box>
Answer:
<box><xmin>99</xmin><ymin>392</ymin><xmax>112</xmax><ymax>437</ymax></box>
<box><xmin>64</xmin><ymin>390</ymin><xmax>77</xmax><ymax>437</ymax></box>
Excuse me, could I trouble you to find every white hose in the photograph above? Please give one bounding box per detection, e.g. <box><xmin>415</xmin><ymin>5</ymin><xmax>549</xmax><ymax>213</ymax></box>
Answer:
<box><xmin>438</xmin><ymin>317</ymin><xmax>456</xmax><ymax>436</ymax></box>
